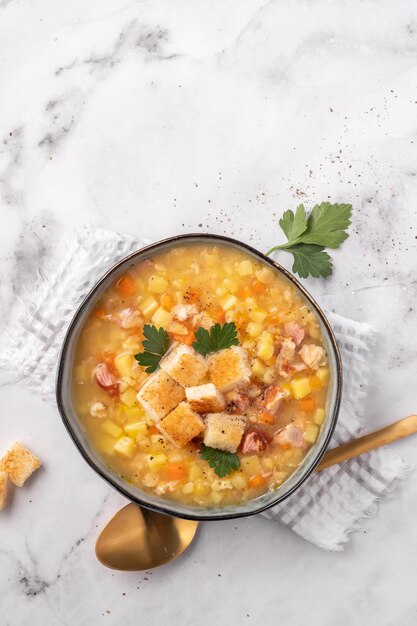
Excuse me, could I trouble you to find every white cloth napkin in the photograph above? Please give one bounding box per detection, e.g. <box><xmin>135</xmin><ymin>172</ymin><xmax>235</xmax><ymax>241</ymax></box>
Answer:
<box><xmin>0</xmin><ymin>228</ymin><xmax>408</xmax><ymax>551</ymax></box>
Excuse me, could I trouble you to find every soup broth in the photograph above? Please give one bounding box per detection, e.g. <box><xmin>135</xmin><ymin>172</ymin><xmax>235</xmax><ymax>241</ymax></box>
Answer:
<box><xmin>72</xmin><ymin>244</ymin><xmax>330</xmax><ymax>507</ymax></box>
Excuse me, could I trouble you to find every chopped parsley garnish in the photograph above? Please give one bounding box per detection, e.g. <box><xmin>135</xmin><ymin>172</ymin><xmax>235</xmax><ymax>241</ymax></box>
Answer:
<box><xmin>200</xmin><ymin>444</ymin><xmax>240</xmax><ymax>478</ymax></box>
<box><xmin>266</xmin><ymin>202</ymin><xmax>352</xmax><ymax>278</ymax></box>
<box><xmin>134</xmin><ymin>325</ymin><xmax>170</xmax><ymax>373</ymax></box>
<box><xmin>193</xmin><ymin>322</ymin><xmax>239</xmax><ymax>356</ymax></box>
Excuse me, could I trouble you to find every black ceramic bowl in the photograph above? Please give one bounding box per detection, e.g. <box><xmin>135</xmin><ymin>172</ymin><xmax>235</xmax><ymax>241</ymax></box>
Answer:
<box><xmin>56</xmin><ymin>234</ymin><xmax>342</xmax><ymax>520</ymax></box>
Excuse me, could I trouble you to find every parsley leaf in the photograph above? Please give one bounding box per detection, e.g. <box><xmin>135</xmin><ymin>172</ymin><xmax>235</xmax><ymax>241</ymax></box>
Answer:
<box><xmin>266</xmin><ymin>202</ymin><xmax>352</xmax><ymax>278</ymax></box>
<box><xmin>279</xmin><ymin>204</ymin><xmax>308</xmax><ymax>241</ymax></box>
<box><xmin>193</xmin><ymin>322</ymin><xmax>239</xmax><ymax>356</ymax></box>
<box><xmin>200</xmin><ymin>444</ymin><xmax>240</xmax><ymax>478</ymax></box>
<box><xmin>134</xmin><ymin>325</ymin><xmax>169</xmax><ymax>373</ymax></box>
<box><xmin>290</xmin><ymin>244</ymin><xmax>332</xmax><ymax>278</ymax></box>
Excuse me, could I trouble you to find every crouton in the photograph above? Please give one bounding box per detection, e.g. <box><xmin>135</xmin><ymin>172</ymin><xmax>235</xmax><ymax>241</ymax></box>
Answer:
<box><xmin>157</xmin><ymin>402</ymin><xmax>205</xmax><ymax>448</ymax></box>
<box><xmin>185</xmin><ymin>383</ymin><xmax>226</xmax><ymax>413</ymax></box>
<box><xmin>160</xmin><ymin>343</ymin><xmax>208</xmax><ymax>387</ymax></box>
<box><xmin>137</xmin><ymin>370</ymin><xmax>185</xmax><ymax>421</ymax></box>
<box><xmin>298</xmin><ymin>344</ymin><xmax>327</xmax><ymax>370</ymax></box>
<box><xmin>208</xmin><ymin>346</ymin><xmax>251</xmax><ymax>393</ymax></box>
<box><xmin>0</xmin><ymin>471</ymin><xmax>9</xmax><ymax>511</ymax></box>
<box><xmin>203</xmin><ymin>413</ymin><xmax>246</xmax><ymax>453</ymax></box>
<box><xmin>0</xmin><ymin>443</ymin><xmax>41</xmax><ymax>487</ymax></box>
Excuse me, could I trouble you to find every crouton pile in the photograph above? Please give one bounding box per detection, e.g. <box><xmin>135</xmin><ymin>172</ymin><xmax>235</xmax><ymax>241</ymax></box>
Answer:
<box><xmin>0</xmin><ymin>443</ymin><xmax>41</xmax><ymax>511</ymax></box>
<box><xmin>137</xmin><ymin>343</ymin><xmax>252</xmax><ymax>453</ymax></box>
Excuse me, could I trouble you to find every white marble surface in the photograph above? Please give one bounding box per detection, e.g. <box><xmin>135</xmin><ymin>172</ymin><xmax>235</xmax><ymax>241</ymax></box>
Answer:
<box><xmin>1</xmin><ymin>1</ymin><xmax>417</xmax><ymax>624</ymax></box>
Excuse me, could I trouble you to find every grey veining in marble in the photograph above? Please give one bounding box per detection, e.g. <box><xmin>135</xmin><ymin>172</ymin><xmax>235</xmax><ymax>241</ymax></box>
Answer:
<box><xmin>1</xmin><ymin>1</ymin><xmax>417</xmax><ymax>625</ymax></box>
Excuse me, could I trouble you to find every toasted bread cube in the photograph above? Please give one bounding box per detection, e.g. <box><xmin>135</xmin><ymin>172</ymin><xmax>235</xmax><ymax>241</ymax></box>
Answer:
<box><xmin>208</xmin><ymin>346</ymin><xmax>251</xmax><ymax>393</ymax></box>
<box><xmin>137</xmin><ymin>370</ymin><xmax>185</xmax><ymax>421</ymax></box>
<box><xmin>0</xmin><ymin>471</ymin><xmax>9</xmax><ymax>511</ymax></box>
<box><xmin>185</xmin><ymin>383</ymin><xmax>226</xmax><ymax>413</ymax></box>
<box><xmin>0</xmin><ymin>443</ymin><xmax>41</xmax><ymax>487</ymax></box>
<box><xmin>160</xmin><ymin>343</ymin><xmax>208</xmax><ymax>388</ymax></box>
<box><xmin>203</xmin><ymin>413</ymin><xmax>246</xmax><ymax>453</ymax></box>
<box><xmin>157</xmin><ymin>402</ymin><xmax>205</xmax><ymax>448</ymax></box>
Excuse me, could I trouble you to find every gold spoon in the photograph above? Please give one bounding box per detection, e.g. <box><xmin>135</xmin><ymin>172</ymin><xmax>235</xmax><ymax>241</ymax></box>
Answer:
<box><xmin>96</xmin><ymin>415</ymin><xmax>417</xmax><ymax>571</ymax></box>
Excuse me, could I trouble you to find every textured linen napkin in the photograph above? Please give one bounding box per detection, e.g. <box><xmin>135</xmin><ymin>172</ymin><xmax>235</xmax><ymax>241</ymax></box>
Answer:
<box><xmin>0</xmin><ymin>228</ymin><xmax>408</xmax><ymax>551</ymax></box>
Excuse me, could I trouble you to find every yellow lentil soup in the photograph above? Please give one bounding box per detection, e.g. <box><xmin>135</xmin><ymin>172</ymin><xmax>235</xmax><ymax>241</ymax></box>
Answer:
<box><xmin>72</xmin><ymin>244</ymin><xmax>330</xmax><ymax>507</ymax></box>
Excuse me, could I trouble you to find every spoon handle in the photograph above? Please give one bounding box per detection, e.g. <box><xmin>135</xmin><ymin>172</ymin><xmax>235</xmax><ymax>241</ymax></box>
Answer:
<box><xmin>315</xmin><ymin>414</ymin><xmax>417</xmax><ymax>473</ymax></box>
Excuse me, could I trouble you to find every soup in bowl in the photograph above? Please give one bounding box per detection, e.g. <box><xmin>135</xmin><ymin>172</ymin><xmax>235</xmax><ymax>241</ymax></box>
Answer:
<box><xmin>57</xmin><ymin>235</ymin><xmax>341</xmax><ymax>520</ymax></box>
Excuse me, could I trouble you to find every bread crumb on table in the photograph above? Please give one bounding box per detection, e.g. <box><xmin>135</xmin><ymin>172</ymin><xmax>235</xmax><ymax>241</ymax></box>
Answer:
<box><xmin>0</xmin><ymin>442</ymin><xmax>42</xmax><ymax>488</ymax></box>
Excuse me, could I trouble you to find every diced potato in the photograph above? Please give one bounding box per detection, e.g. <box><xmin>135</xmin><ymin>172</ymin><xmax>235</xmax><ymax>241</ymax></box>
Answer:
<box><xmin>252</xmin><ymin>358</ymin><xmax>267</xmax><ymax>379</ymax></box>
<box><xmin>223</xmin><ymin>277</ymin><xmax>239</xmax><ymax>293</ymax></box>
<box><xmin>281</xmin><ymin>382</ymin><xmax>293</xmax><ymax>398</ymax></box>
<box><xmin>120</xmin><ymin>387</ymin><xmax>139</xmax><ymax>408</ymax></box>
<box><xmin>316</xmin><ymin>367</ymin><xmax>329</xmax><ymax>384</ymax></box>
<box><xmin>148</xmin><ymin>275</ymin><xmax>169</xmax><ymax>294</ymax></box>
<box><xmin>220</xmin><ymin>294</ymin><xmax>237</xmax><ymax>311</ymax></box>
<box><xmin>262</xmin><ymin>368</ymin><xmax>275</xmax><ymax>385</ymax></box>
<box><xmin>114</xmin><ymin>353</ymin><xmax>135</xmax><ymax>378</ymax></box>
<box><xmin>151</xmin><ymin>306</ymin><xmax>173</xmax><ymax>328</ymax></box>
<box><xmin>182</xmin><ymin>482</ymin><xmax>194</xmax><ymax>494</ymax></box>
<box><xmin>147</xmin><ymin>453</ymin><xmax>167</xmax><ymax>471</ymax></box>
<box><xmin>237</xmin><ymin>260</ymin><xmax>253</xmax><ymax>276</ymax></box>
<box><xmin>308</xmin><ymin>323</ymin><xmax>321</xmax><ymax>340</ymax></box>
<box><xmin>262</xmin><ymin>457</ymin><xmax>274</xmax><ymax>471</ymax></box>
<box><xmin>231</xmin><ymin>473</ymin><xmax>247</xmax><ymax>489</ymax></box>
<box><xmin>169</xmin><ymin>321</ymin><xmax>188</xmax><ymax>335</ymax></box>
<box><xmin>123</xmin><ymin>336</ymin><xmax>141</xmax><ymax>353</ymax></box>
<box><xmin>240</xmin><ymin>455</ymin><xmax>263</xmax><ymax>476</ymax></box>
<box><xmin>249</xmin><ymin>309</ymin><xmax>268</xmax><ymax>323</ymax></box>
<box><xmin>194</xmin><ymin>480</ymin><xmax>211</xmax><ymax>496</ymax></box>
<box><xmin>124</xmin><ymin>406</ymin><xmax>145</xmax><ymax>422</ymax></box>
<box><xmin>304</xmin><ymin>424</ymin><xmax>319</xmax><ymax>444</ymax></box>
<box><xmin>256</xmin><ymin>267</ymin><xmax>274</xmax><ymax>284</ymax></box>
<box><xmin>257</xmin><ymin>331</ymin><xmax>275</xmax><ymax>362</ymax></box>
<box><xmin>140</xmin><ymin>297</ymin><xmax>158</xmax><ymax>318</ymax></box>
<box><xmin>188</xmin><ymin>464</ymin><xmax>202</xmax><ymax>481</ymax></box>
<box><xmin>114</xmin><ymin>436</ymin><xmax>136</xmax><ymax>458</ymax></box>
<box><xmin>210</xmin><ymin>491</ymin><xmax>223</xmax><ymax>504</ymax></box>
<box><xmin>314</xmin><ymin>408</ymin><xmax>326</xmax><ymax>426</ymax></box>
<box><xmin>143</xmin><ymin>472</ymin><xmax>159</xmax><ymax>487</ymax></box>
<box><xmin>247</xmin><ymin>322</ymin><xmax>263</xmax><ymax>338</ymax></box>
<box><xmin>124</xmin><ymin>421</ymin><xmax>148</xmax><ymax>436</ymax></box>
<box><xmin>290</xmin><ymin>377</ymin><xmax>312</xmax><ymax>399</ymax></box>
<box><xmin>101</xmin><ymin>420</ymin><xmax>123</xmax><ymax>438</ymax></box>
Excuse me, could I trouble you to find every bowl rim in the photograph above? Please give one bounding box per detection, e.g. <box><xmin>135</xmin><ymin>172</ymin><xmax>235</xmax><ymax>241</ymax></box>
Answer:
<box><xmin>56</xmin><ymin>233</ymin><xmax>342</xmax><ymax>521</ymax></box>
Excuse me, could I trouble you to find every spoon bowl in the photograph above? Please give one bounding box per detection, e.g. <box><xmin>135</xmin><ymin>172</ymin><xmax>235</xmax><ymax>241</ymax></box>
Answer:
<box><xmin>95</xmin><ymin>503</ymin><xmax>199</xmax><ymax>571</ymax></box>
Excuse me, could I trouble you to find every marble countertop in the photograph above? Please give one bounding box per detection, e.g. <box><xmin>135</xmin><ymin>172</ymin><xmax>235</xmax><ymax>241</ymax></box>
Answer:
<box><xmin>1</xmin><ymin>1</ymin><xmax>417</xmax><ymax>624</ymax></box>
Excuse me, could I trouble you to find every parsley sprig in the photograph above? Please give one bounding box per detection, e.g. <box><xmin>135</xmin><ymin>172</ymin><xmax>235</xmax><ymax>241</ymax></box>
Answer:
<box><xmin>266</xmin><ymin>202</ymin><xmax>352</xmax><ymax>278</ymax></box>
<box><xmin>200</xmin><ymin>444</ymin><xmax>240</xmax><ymax>478</ymax></box>
<box><xmin>134</xmin><ymin>325</ymin><xmax>170</xmax><ymax>373</ymax></box>
<box><xmin>193</xmin><ymin>322</ymin><xmax>239</xmax><ymax>356</ymax></box>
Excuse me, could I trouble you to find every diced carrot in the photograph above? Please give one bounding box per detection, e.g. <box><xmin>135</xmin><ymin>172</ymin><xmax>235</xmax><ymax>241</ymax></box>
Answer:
<box><xmin>258</xmin><ymin>410</ymin><xmax>275</xmax><ymax>425</ymax></box>
<box><xmin>149</xmin><ymin>425</ymin><xmax>160</xmax><ymax>435</ymax></box>
<box><xmin>184</xmin><ymin>288</ymin><xmax>200</xmax><ymax>304</ymax></box>
<box><xmin>161</xmin><ymin>293</ymin><xmax>175</xmax><ymax>309</ymax></box>
<box><xmin>94</xmin><ymin>308</ymin><xmax>106</xmax><ymax>319</ymax></box>
<box><xmin>238</xmin><ymin>285</ymin><xmax>252</xmax><ymax>298</ymax></box>
<box><xmin>117</xmin><ymin>274</ymin><xmax>136</xmax><ymax>297</ymax></box>
<box><xmin>234</xmin><ymin>312</ymin><xmax>248</xmax><ymax>331</ymax></box>
<box><xmin>309</xmin><ymin>376</ymin><xmax>322</xmax><ymax>389</ymax></box>
<box><xmin>248</xmin><ymin>475</ymin><xmax>265</xmax><ymax>488</ymax></box>
<box><xmin>299</xmin><ymin>397</ymin><xmax>317</xmax><ymax>412</ymax></box>
<box><xmin>251</xmin><ymin>280</ymin><xmax>267</xmax><ymax>294</ymax></box>
<box><xmin>172</xmin><ymin>330</ymin><xmax>195</xmax><ymax>346</ymax></box>
<box><xmin>212</xmin><ymin>308</ymin><xmax>226</xmax><ymax>324</ymax></box>
<box><xmin>166</xmin><ymin>463</ymin><xmax>188</xmax><ymax>481</ymax></box>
